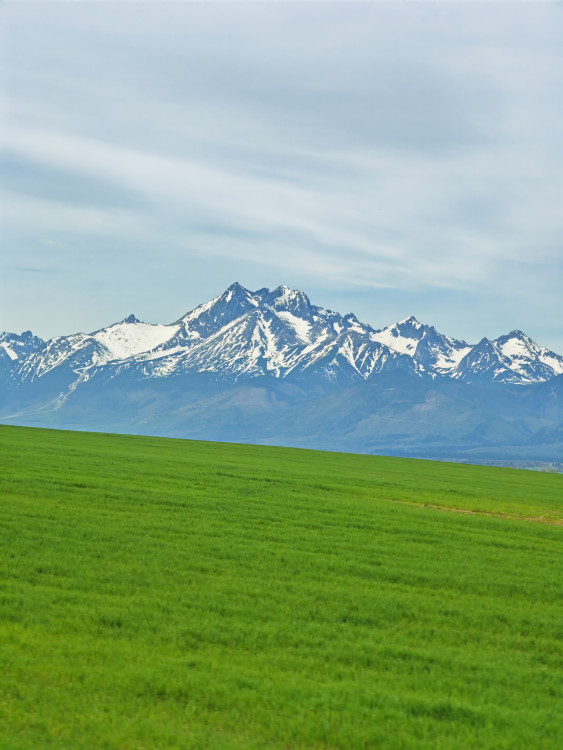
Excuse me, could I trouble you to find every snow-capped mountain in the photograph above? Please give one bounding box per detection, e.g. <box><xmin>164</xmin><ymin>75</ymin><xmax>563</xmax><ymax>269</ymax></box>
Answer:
<box><xmin>370</xmin><ymin>316</ymin><xmax>471</xmax><ymax>374</ymax></box>
<box><xmin>126</xmin><ymin>284</ymin><xmax>419</xmax><ymax>383</ymax></box>
<box><xmin>2</xmin><ymin>282</ymin><xmax>562</xmax><ymax>390</ymax></box>
<box><xmin>2</xmin><ymin>283</ymin><xmax>562</xmax><ymax>465</ymax></box>
<box><xmin>451</xmin><ymin>331</ymin><xmax>563</xmax><ymax>385</ymax></box>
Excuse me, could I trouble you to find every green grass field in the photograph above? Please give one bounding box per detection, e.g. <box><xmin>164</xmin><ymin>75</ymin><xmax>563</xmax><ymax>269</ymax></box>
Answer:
<box><xmin>1</xmin><ymin>425</ymin><xmax>561</xmax><ymax>749</ymax></box>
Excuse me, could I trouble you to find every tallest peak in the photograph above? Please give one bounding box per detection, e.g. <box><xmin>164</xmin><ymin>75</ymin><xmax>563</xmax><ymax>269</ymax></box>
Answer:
<box><xmin>397</xmin><ymin>315</ymin><xmax>421</xmax><ymax>326</ymax></box>
<box><xmin>267</xmin><ymin>284</ymin><xmax>311</xmax><ymax>313</ymax></box>
<box><xmin>226</xmin><ymin>281</ymin><xmax>246</xmax><ymax>292</ymax></box>
<box><xmin>222</xmin><ymin>282</ymin><xmax>252</xmax><ymax>300</ymax></box>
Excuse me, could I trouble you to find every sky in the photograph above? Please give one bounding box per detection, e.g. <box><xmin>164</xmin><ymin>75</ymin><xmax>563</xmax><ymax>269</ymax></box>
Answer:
<box><xmin>2</xmin><ymin>0</ymin><xmax>562</xmax><ymax>351</ymax></box>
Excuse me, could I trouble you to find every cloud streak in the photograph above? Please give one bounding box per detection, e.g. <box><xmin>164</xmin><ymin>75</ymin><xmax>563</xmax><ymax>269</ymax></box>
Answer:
<box><xmin>5</xmin><ymin>122</ymin><xmax>560</xmax><ymax>290</ymax></box>
<box><xmin>2</xmin><ymin>1</ymin><xmax>562</xmax><ymax>349</ymax></box>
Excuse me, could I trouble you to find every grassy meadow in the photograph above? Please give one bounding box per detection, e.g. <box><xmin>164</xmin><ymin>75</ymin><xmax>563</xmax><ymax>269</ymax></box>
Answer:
<box><xmin>0</xmin><ymin>424</ymin><xmax>561</xmax><ymax>749</ymax></box>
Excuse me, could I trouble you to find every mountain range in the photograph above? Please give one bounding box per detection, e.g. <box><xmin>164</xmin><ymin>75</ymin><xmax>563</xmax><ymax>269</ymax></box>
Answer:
<box><xmin>2</xmin><ymin>282</ymin><xmax>562</xmax><ymax>466</ymax></box>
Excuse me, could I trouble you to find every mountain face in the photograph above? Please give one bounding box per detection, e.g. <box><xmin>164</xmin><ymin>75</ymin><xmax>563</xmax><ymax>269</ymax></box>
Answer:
<box><xmin>0</xmin><ymin>330</ymin><xmax>44</xmax><ymax>364</ymax></box>
<box><xmin>449</xmin><ymin>331</ymin><xmax>563</xmax><ymax>385</ymax></box>
<box><xmin>1</xmin><ymin>283</ymin><xmax>562</xmax><ymax>465</ymax></box>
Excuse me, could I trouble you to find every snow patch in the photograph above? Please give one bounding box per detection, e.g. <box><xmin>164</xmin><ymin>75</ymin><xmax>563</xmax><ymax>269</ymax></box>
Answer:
<box><xmin>94</xmin><ymin>323</ymin><xmax>179</xmax><ymax>360</ymax></box>
<box><xmin>498</xmin><ymin>336</ymin><xmax>563</xmax><ymax>376</ymax></box>
<box><xmin>434</xmin><ymin>346</ymin><xmax>472</xmax><ymax>370</ymax></box>
<box><xmin>181</xmin><ymin>294</ymin><xmax>222</xmax><ymax>324</ymax></box>
<box><xmin>276</xmin><ymin>312</ymin><xmax>311</xmax><ymax>343</ymax></box>
<box><xmin>1</xmin><ymin>342</ymin><xmax>18</xmax><ymax>360</ymax></box>
<box><xmin>540</xmin><ymin>353</ymin><xmax>563</xmax><ymax>375</ymax></box>
<box><xmin>337</xmin><ymin>338</ymin><xmax>361</xmax><ymax>374</ymax></box>
<box><xmin>371</xmin><ymin>330</ymin><xmax>418</xmax><ymax>355</ymax></box>
<box><xmin>347</xmin><ymin>323</ymin><xmax>367</xmax><ymax>335</ymax></box>
<box><xmin>499</xmin><ymin>337</ymin><xmax>532</xmax><ymax>359</ymax></box>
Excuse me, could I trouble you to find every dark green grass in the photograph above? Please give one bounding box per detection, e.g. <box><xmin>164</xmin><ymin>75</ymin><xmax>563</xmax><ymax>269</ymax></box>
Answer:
<box><xmin>0</xmin><ymin>425</ymin><xmax>561</xmax><ymax>749</ymax></box>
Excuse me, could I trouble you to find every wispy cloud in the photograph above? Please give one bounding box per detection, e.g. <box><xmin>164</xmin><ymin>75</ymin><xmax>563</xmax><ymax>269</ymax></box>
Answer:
<box><xmin>4</xmin><ymin>122</ymin><xmax>560</xmax><ymax>292</ymax></box>
<box><xmin>4</xmin><ymin>265</ymin><xmax>58</xmax><ymax>275</ymax></box>
<box><xmin>2</xmin><ymin>1</ymin><xmax>562</xmax><ymax>349</ymax></box>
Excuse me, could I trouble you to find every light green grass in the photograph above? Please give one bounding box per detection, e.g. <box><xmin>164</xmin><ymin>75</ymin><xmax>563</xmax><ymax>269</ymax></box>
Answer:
<box><xmin>0</xmin><ymin>425</ymin><xmax>561</xmax><ymax>749</ymax></box>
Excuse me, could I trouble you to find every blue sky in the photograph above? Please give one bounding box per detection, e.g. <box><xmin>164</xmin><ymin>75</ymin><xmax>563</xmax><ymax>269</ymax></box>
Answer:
<box><xmin>2</xmin><ymin>1</ymin><xmax>562</xmax><ymax>351</ymax></box>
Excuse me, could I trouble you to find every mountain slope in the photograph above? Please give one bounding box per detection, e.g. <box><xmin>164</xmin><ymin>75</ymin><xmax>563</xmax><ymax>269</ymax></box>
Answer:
<box><xmin>3</xmin><ymin>282</ymin><xmax>562</xmax><ymax>388</ymax></box>
<box><xmin>0</xmin><ymin>330</ymin><xmax>44</xmax><ymax>364</ymax></box>
<box><xmin>1</xmin><ymin>283</ymin><xmax>561</xmax><ymax>464</ymax></box>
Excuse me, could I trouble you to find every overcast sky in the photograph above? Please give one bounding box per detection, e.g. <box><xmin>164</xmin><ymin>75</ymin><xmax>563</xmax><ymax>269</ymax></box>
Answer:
<box><xmin>2</xmin><ymin>1</ymin><xmax>562</xmax><ymax>351</ymax></box>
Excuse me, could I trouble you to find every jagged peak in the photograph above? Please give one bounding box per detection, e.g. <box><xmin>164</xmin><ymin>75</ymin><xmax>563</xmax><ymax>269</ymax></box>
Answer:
<box><xmin>1</xmin><ymin>329</ymin><xmax>36</xmax><ymax>340</ymax></box>
<box><xmin>7</xmin><ymin>284</ymin><xmax>562</xmax><ymax>391</ymax></box>
<box><xmin>252</xmin><ymin>287</ymin><xmax>270</xmax><ymax>298</ymax></box>
<box><xmin>475</xmin><ymin>337</ymin><xmax>494</xmax><ymax>348</ymax></box>
<box><xmin>219</xmin><ymin>282</ymin><xmax>260</xmax><ymax>305</ymax></box>
<box><xmin>0</xmin><ymin>330</ymin><xmax>45</xmax><ymax>348</ymax></box>
<box><xmin>499</xmin><ymin>329</ymin><xmax>530</xmax><ymax>341</ymax></box>
<box><xmin>178</xmin><ymin>282</ymin><xmax>259</xmax><ymax>328</ymax></box>
<box><xmin>271</xmin><ymin>284</ymin><xmax>307</xmax><ymax>299</ymax></box>
<box><xmin>225</xmin><ymin>281</ymin><xmax>248</xmax><ymax>294</ymax></box>
<box><xmin>396</xmin><ymin>315</ymin><xmax>422</xmax><ymax>328</ymax></box>
<box><xmin>265</xmin><ymin>285</ymin><xmax>311</xmax><ymax>312</ymax></box>
<box><xmin>121</xmin><ymin>314</ymin><xmax>140</xmax><ymax>324</ymax></box>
